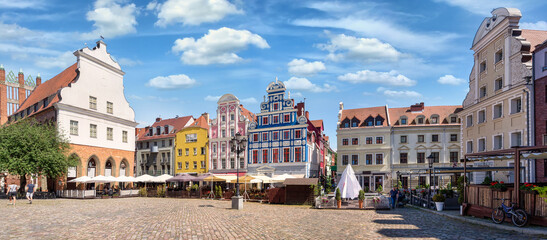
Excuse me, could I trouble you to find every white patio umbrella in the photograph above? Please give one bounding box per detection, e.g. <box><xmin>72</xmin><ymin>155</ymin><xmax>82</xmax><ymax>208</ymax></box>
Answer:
<box><xmin>336</xmin><ymin>164</ymin><xmax>362</xmax><ymax>199</ymax></box>
<box><xmin>116</xmin><ymin>176</ymin><xmax>136</xmax><ymax>182</ymax></box>
<box><xmin>271</xmin><ymin>173</ymin><xmax>296</xmax><ymax>183</ymax></box>
<box><xmin>89</xmin><ymin>175</ymin><xmax>111</xmax><ymax>183</ymax></box>
<box><xmin>134</xmin><ymin>174</ymin><xmax>154</xmax><ymax>182</ymax></box>
<box><xmin>151</xmin><ymin>174</ymin><xmax>173</xmax><ymax>183</ymax></box>
<box><xmin>68</xmin><ymin>176</ymin><xmax>92</xmax><ymax>183</ymax></box>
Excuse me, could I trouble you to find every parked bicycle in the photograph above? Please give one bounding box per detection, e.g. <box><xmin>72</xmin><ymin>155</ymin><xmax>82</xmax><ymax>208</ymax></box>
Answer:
<box><xmin>491</xmin><ymin>198</ymin><xmax>529</xmax><ymax>227</ymax></box>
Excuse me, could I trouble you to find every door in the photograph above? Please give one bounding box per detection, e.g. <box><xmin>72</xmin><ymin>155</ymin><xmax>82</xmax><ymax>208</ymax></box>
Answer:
<box><xmin>374</xmin><ymin>176</ymin><xmax>383</xmax><ymax>191</ymax></box>
<box><xmin>363</xmin><ymin>176</ymin><xmax>370</xmax><ymax>191</ymax></box>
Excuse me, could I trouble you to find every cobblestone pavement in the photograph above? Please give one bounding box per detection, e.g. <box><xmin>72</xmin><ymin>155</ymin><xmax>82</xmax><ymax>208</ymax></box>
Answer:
<box><xmin>0</xmin><ymin>198</ymin><xmax>544</xmax><ymax>239</ymax></box>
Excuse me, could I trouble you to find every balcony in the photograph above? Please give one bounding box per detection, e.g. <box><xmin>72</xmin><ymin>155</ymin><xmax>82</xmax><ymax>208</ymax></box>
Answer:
<box><xmin>151</xmin><ymin>146</ymin><xmax>159</xmax><ymax>153</ymax></box>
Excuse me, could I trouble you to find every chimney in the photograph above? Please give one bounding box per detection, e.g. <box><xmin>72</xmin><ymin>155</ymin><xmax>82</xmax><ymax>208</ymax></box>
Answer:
<box><xmin>295</xmin><ymin>102</ymin><xmax>305</xmax><ymax>116</ymax></box>
<box><xmin>305</xmin><ymin>111</ymin><xmax>309</xmax><ymax>120</ymax></box>
<box><xmin>202</xmin><ymin>112</ymin><xmax>209</xmax><ymax>123</ymax></box>
<box><xmin>0</xmin><ymin>64</ymin><xmax>4</xmax><ymax>82</ymax></box>
<box><xmin>36</xmin><ymin>73</ymin><xmax>41</xmax><ymax>86</ymax></box>
<box><xmin>18</xmin><ymin>68</ymin><xmax>24</xmax><ymax>86</ymax></box>
<box><xmin>410</xmin><ymin>102</ymin><xmax>425</xmax><ymax>112</ymax></box>
<box><xmin>156</xmin><ymin>117</ymin><xmax>162</xmax><ymax>122</ymax></box>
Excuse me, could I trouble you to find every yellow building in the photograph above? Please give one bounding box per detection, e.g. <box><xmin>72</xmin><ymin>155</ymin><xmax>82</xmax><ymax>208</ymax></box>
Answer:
<box><xmin>175</xmin><ymin>114</ymin><xmax>209</xmax><ymax>174</ymax></box>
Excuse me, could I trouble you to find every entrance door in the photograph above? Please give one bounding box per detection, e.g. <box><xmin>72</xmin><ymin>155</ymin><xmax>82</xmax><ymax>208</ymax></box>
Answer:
<box><xmin>374</xmin><ymin>176</ymin><xmax>383</xmax><ymax>191</ymax></box>
<box><xmin>363</xmin><ymin>176</ymin><xmax>370</xmax><ymax>191</ymax></box>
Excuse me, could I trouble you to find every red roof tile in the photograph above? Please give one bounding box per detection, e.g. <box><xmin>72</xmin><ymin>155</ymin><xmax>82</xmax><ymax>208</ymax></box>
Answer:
<box><xmin>339</xmin><ymin>106</ymin><xmax>388</xmax><ymax>127</ymax></box>
<box><xmin>14</xmin><ymin>63</ymin><xmax>78</xmax><ymax>117</ymax></box>
<box><xmin>521</xmin><ymin>29</ymin><xmax>547</xmax><ymax>52</ymax></box>
<box><xmin>310</xmin><ymin>120</ymin><xmax>324</xmax><ymax>131</ymax></box>
<box><xmin>239</xmin><ymin>105</ymin><xmax>256</xmax><ymax>122</ymax></box>
<box><xmin>137</xmin><ymin>115</ymin><xmax>194</xmax><ymax>141</ymax></box>
<box><xmin>190</xmin><ymin>115</ymin><xmax>209</xmax><ymax>129</ymax></box>
<box><xmin>388</xmin><ymin>105</ymin><xmax>462</xmax><ymax>126</ymax></box>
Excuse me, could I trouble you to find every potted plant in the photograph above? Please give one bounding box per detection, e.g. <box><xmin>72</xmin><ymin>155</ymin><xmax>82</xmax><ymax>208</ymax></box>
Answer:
<box><xmin>490</xmin><ymin>181</ymin><xmax>507</xmax><ymax>192</ymax></box>
<box><xmin>376</xmin><ymin>184</ymin><xmax>383</xmax><ymax>194</ymax></box>
<box><xmin>533</xmin><ymin>186</ymin><xmax>547</xmax><ymax>203</ymax></box>
<box><xmin>520</xmin><ymin>183</ymin><xmax>538</xmax><ymax>193</ymax></box>
<box><xmin>358</xmin><ymin>190</ymin><xmax>365</xmax><ymax>208</ymax></box>
<box><xmin>335</xmin><ymin>188</ymin><xmax>341</xmax><ymax>209</ymax></box>
<box><xmin>432</xmin><ymin>193</ymin><xmax>445</xmax><ymax>211</ymax></box>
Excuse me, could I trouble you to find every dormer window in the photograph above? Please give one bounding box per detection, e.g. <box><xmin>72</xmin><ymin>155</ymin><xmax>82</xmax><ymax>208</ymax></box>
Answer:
<box><xmin>417</xmin><ymin>115</ymin><xmax>425</xmax><ymax>124</ymax></box>
<box><xmin>148</xmin><ymin>129</ymin><xmax>153</xmax><ymax>136</ymax></box>
<box><xmin>344</xmin><ymin>122</ymin><xmax>349</xmax><ymax>128</ymax></box>
<box><xmin>450</xmin><ymin>116</ymin><xmax>457</xmax><ymax>123</ymax></box>
<box><xmin>156</xmin><ymin>126</ymin><xmax>160</xmax><ymax>135</ymax></box>
<box><xmin>375</xmin><ymin>116</ymin><xmax>384</xmax><ymax>126</ymax></box>
<box><xmin>365</xmin><ymin>116</ymin><xmax>374</xmax><ymax>126</ymax></box>
<box><xmin>164</xmin><ymin>126</ymin><xmax>169</xmax><ymax>134</ymax></box>
<box><xmin>351</xmin><ymin>122</ymin><xmax>357</xmax><ymax>127</ymax></box>
<box><xmin>430</xmin><ymin>115</ymin><xmax>439</xmax><ymax>124</ymax></box>
<box><xmin>400</xmin><ymin>116</ymin><xmax>407</xmax><ymax>125</ymax></box>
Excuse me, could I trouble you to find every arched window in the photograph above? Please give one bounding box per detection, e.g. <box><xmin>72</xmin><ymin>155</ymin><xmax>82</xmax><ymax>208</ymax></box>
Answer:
<box><xmin>87</xmin><ymin>158</ymin><xmax>97</xmax><ymax>177</ymax></box>
<box><xmin>430</xmin><ymin>114</ymin><xmax>440</xmax><ymax>124</ymax></box>
<box><xmin>105</xmin><ymin>159</ymin><xmax>113</xmax><ymax>177</ymax></box>
<box><xmin>120</xmin><ymin>160</ymin><xmax>128</xmax><ymax>177</ymax></box>
<box><xmin>416</xmin><ymin>115</ymin><xmax>425</xmax><ymax>124</ymax></box>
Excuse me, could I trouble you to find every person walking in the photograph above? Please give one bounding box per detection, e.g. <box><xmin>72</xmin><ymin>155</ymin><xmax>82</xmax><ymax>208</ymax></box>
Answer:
<box><xmin>7</xmin><ymin>183</ymin><xmax>18</xmax><ymax>205</ymax></box>
<box><xmin>26</xmin><ymin>182</ymin><xmax>35</xmax><ymax>204</ymax></box>
<box><xmin>389</xmin><ymin>187</ymin><xmax>399</xmax><ymax>209</ymax></box>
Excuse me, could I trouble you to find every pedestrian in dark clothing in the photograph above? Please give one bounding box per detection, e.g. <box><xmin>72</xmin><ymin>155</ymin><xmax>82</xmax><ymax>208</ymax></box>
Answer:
<box><xmin>389</xmin><ymin>187</ymin><xmax>399</xmax><ymax>209</ymax></box>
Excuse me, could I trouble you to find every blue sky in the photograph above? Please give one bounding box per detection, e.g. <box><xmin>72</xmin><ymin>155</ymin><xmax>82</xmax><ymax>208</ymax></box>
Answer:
<box><xmin>1</xmin><ymin>0</ymin><xmax>546</xmax><ymax>149</ymax></box>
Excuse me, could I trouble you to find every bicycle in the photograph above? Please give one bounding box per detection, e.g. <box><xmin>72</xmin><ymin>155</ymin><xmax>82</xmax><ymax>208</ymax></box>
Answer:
<box><xmin>491</xmin><ymin>198</ymin><xmax>529</xmax><ymax>227</ymax></box>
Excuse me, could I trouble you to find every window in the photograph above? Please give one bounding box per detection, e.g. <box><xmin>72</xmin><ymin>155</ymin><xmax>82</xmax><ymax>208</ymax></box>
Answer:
<box><xmin>417</xmin><ymin>117</ymin><xmax>424</xmax><ymax>124</ymax></box>
<box><xmin>344</xmin><ymin>122</ymin><xmax>349</xmax><ymax>128</ymax></box>
<box><xmin>400</xmin><ymin>153</ymin><xmax>408</xmax><ymax>164</ymax></box>
<box><xmin>212</xmin><ymin>144</ymin><xmax>217</xmax><ymax>153</ymax></box>
<box><xmin>400</xmin><ymin>117</ymin><xmax>407</xmax><ymax>125</ymax></box>
<box><xmin>495</xmin><ymin>78</ymin><xmax>503</xmax><ymax>91</ymax></box>
<box><xmin>450</xmin><ymin>152</ymin><xmax>458</xmax><ymax>163</ymax></box>
<box><xmin>230</xmin><ymin>129</ymin><xmax>234</xmax><ymax>137</ymax></box>
<box><xmin>430</xmin><ymin>116</ymin><xmax>438</xmax><ymax>124</ymax></box>
<box><xmin>164</xmin><ymin>126</ymin><xmax>169</xmax><ymax>134</ymax></box>
<box><xmin>478</xmin><ymin>110</ymin><xmax>486</xmax><ymax>123</ymax></box>
<box><xmin>201</xmin><ymin>147</ymin><xmax>205</xmax><ymax>155</ymax></box>
<box><xmin>479</xmin><ymin>61</ymin><xmax>486</xmax><ymax>73</ymax></box>
<box><xmin>417</xmin><ymin>152</ymin><xmax>425</xmax><ymax>163</ymax></box>
<box><xmin>479</xmin><ymin>86</ymin><xmax>487</xmax><ymax>98</ymax></box>
<box><xmin>511</xmin><ymin>132</ymin><xmax>522</xmax><ymax>147</ymax></box>
<box><xmin>478</xmin><ymin>138</ymin><xmax>486</xmax><ymax>152</ymax></box>
<box><xmin>510</xmin><ymin>97</ymin><xmax>522</xmax><ymax>114</ymax></box>
<box><xmin>107</xmin><ymin>101</ymin><xmax>113</xmax><ymax>114</ymax></box>
<box><xmin>70</xmin><ymin>120</ymin><xmax>78</xmax><ymax>135</ymax></box>
<box><xmin>418</xmin><ymin>135</ymin><xmax>425</xmax><ymax>143</ymax></box>
<box><xmin>146</xmin><ymin>142</ymin><xmax>149</xmax><ymax>148</ymax></box>
<box><xmin>185</xmin><ymin>148</ymin><xmax>189</xmax><ymax>156</ymax></box>
<box><xmin>89</xmin><ymin>96</ymin><xmax>97</xmax><ymax>110</ymax></box>
<box><xmin>495</xmin><ymin>49</ymin><xmax>503</xmax><ymax>64</ymax></box>
<box><xmin>185</xmin><ymin>162</ymin><xmax>189</xmax><ymax>169</ymax></box>
<box><xmin>253</xmin><ymin>134</ymin><xmax>258</xmax><ymax>142</ymax></box>
<box><xmin>107</xmin><ymin>127</ymin><xmax>113</xmax><ymax>140</ymax></box>
<box><xmin>366</xmin><ymin>154</ymin><xmax>372</xmax><ymax>165</ymax></box>
<box><xmin>366</xmin><ymin>137</ymin><xmax>373</xmax><ymax>144</ymax></box>
<box><xmin>450</xmin><ymin>116</ymin><xmax>457</xmax><ymax>123</ymax></box>
<box><xmin>240</xmin><ymin>158</ymin><xmax>244</xmax><ymax>169</ymax></box>
<box><xmin>262</xmin><ymin>132</ymin><xmax>268</xmax><ymax>141</ymax></box>
<box><xmin>230</xmin><ymin>158</ymin><xmax>234</xmax><ymax>169</ymax></box>
<box><xmin>419</xmin><ymin>176</ymin><xmax>426</xmax><ymax>186</ymax></box>
<box><xmin>493</xmin><ymin>104</ymin><xmax>502</xmax><ymax>119</ymax></box>
<box><xmin>230</xmin><ymin>114</ymin><xmax>234</xmax><ymax>121</ymax></box>
<box><xmin>466</xmin><ymin>115</ymin><xmax>473</xmax><ymax>127</ymax></box>
<box><xmin>376</xmin><ymin>137</ymin><xmax>383</xmax><ymax>144</ymax></box>
<box><xmin>284</xmin><ymin>114</ymin><xmax>290</xmax><ymax>122</ymax></box>
<box><xmin>262</xmin><ymin>116</ymin><xmax>268</xmax><ymax>125</ymax></box>
<box><xmin>295</xmin><ymin>148</ymin><xmax>302</xmax><ymax>162</ymax></box>
<box><xmin>352</xmin><ymin>138</ymin><xmax>358</xmax><ymax>145</ymax></box>
<box><xmin>467</xmin><ymin>141</ymin><xmax>473</xmax><ymax>153</ymax></box>
<box><xmin>90</xmin><ymin>124</ymin><xmax>97</xmax><ymax>138</ymax></box>
<box><xmin>186</xmin><ymin>134</ymin><xmax>197</xmax><ymax>142</ymax></box>
<box><xmin>284</xmin><ymin>131</ymin><xmax>290</xmax><ymax>140</ymax></box>
<box><xmin>352</xmin><ymin>121</ymin><xmax>358</xmax><ymax>127</ymax></box>
<box><xmin>221</xmin><ymin>159</ymin><xmax>226</xmax><ymax>169</ymax></box>
<box><xmin>431</xmin><ymin>152</ymin><xmax>439</xmax><ymax>163</ymax></box>
<box><xmin>351</xmin><ymin>155</ymin><xmax>358</xmax><ymax>165</ymax></box>
<box><xmin>201</xmin><ymin>161</ymin><xmax>205</xmax><ymax>169</ymax></box>
<box><xmin>273</xmin><ymin>132</ymin><xmax>279</xmax><ymax>140</ymax></box>
<box><xmin>494</xmin><ymin>135</ymin><xmax>503</xmax><ymax>150</ymax></box>
<box><xmin>122</xmin><ymin>131</ymin><xmax>128</xmax><ymax>143</ymax></box>
<box><xmin>193</xmin><ymin>148</ymin><xmax>197</xmax><ymax>155</ymax></box>
<box><xmin>295</xmin><ymin>130</ymin><xmax>301</xmax><ymax>139</ymax></box>
<box><xmin>375</xmin><ymin>119</ymin><xmax>383</xmax><ymax>126</ymax></box>
<box><xmin>273</xmin><ymin>115</ymin><xmax>279</xmax><ymax>124</ymax></box>
<box><xmin>400</xmin><ymin>135</ymin><xmax>407</xmax><ymax>143</ymax></box>
<box><xmin>273</xmin><ymin>149</ymin><xmax>279</xmax><ymax>163</ymax></box>
<box><xmin>177</xmin><ymin>162</ymin><xmax>182</xmax><ymax>170</ymax></box>
<box><xmin>193</xmin><ymin>161</ymin><xmax>197</xmax><ymax>169</ymax></box>
<box><xmin>366</xmin><ymin>120</ymin><xmax>373</xmax><ymax>126</ymax></box>
<box><xmin>263</xmin><ymin>149</ymin><xmax>268</xmax><ymax>163</ymax></box>
<box><xmin>375</xmin><ymin>154</ymin><xmax>383</xmax><ymax>164</ymax></box>
<box><xmin>449</xmin><ymin>134</ymin><xmax>457</xmax><ymax>142</ymax></box>
<box><xmin>221</xmin><ymin>115</ymin><xmax>226</xmax><ymax>122</ymax></box>
<box><xmin>221</xmin><ymin>144</ymin><xmax>226</xmax><ymax>153</ymax></box>
<box><xmin>432</xmin><ymin>134</ymin><xmax>439</xmax><ymax>142</ymax></box>
<box><xmin>161</xmin><ymin>140</ymin><xmax>165</xmax><ymax>147</ymax></box>
<box><xmin>213</xmin><ymin>160</ymin><xmax>217</xmax><ymax>169</ymax></box>
<box><xmin>273</xmin><ymin>103</ymin><xmax>279</xmax><ymax>110</ymax></box>
<box><xmin>342</xmin><ymin>155</ymin><xmax>348</xmax><ymax>165</ymax></box>
<box><xmin>283</xmin><ymin>148</ymin><xmax>290</xmax><ymax>162</ymax></box>
<box><xmin>544</xmin><ymin>134</ymin><xmax>547</xmax><ymax>145</ymax></box>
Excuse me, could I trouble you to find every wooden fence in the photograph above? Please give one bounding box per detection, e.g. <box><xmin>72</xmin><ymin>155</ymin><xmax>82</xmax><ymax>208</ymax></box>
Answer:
<box><xmin>465</xmin><ymin>185</ymin><xmax>547</xmax><ymax>226</ymax></box>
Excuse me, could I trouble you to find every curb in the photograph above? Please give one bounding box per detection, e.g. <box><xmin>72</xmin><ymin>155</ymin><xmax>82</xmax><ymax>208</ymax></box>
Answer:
<box><xmin>410</xmin><ymin>205</ymin><xmax>547</xmax><ymax>236</ymax></box>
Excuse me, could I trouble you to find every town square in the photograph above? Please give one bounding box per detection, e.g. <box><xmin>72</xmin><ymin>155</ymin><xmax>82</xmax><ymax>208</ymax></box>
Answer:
<box><xmin>1</xmin><ymin>0</ymin><xmax>547</xmax><ymax>239</ymax></box>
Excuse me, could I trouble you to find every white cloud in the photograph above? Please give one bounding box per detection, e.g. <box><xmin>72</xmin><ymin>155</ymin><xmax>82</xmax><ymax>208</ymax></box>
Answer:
<box><xmin>81</xmin><ymin>0</ymin><xmax>138</xmax><ymax>40</ymax></box>
<box><xmin>318</xmin><ymin>33</ymin><xmax>400</xmax><ymax>62</ymax></box>
<box><xmin>34</xmin><ymin>51</ymin><xmax>75</xmax><ymax>69</ymax></box>
<box><xmin>287</xmin><ymin>59</ymin><xmax>326</xmax><ymax>76</ymax></box>
<box><xmin>146</xmin><ymin>74</ymin><xmax>197</xmax><ymax>89</ymax></box>
<box><xmin>118</xmin><ymin>58</ymin><xmax>142</xmax><ymax>67</ymax></box>
<box><xmin>285</xmin><ymin>77</ymin><xmax>336</xmax><ymax>93</ymax></box>
<box><xmin>382</xmin><ymin>89</ymin><xmax>422</xmax><ymax>98</ymax></box>
<box><xmin>204</xmin><ymin>95</ymin><xmax>221</xmax><ymax>101</ymax></box>
<box><xmin>240</xmin><ymin>97</ymin><xmax>258</xmax><ymax>104</ymax></box>
<box><xmin>154</xmin><ymin>0</ymin><xmax>242</xmax><ymax>27</ymax></box>
<box><xmin>172</xmin><ymin>27</ymin><xmax>269</xmax><ymax>65</ymax></box>
<box><xmin>520</xmin><ymin>21</ymin><xmax>547</xmax><ymax>31</ymax></box>
<box><xmin>338</xmin><ymin>70</ymin><xmax>416</xmax><ymax>87</ymax></box>
<box><xmin>433</xmin><ymin>0</ymin><xmax>523</xmax><ymax>15</ymax></box>
<box><xmin>437</xmin><ymin>75</ymin><xmax>466</xmax><ymax>85</ymax></box>
<box><xmin>0</xmin><ymin>0</ymin><xmax>45</xmax><ymax>9</ymax></box>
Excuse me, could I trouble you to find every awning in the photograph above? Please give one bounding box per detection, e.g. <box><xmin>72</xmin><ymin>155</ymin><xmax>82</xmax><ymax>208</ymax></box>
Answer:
<box><xmin>521</xmin><ymin>152</ymin><xmax>547</xmax><ymax>159</ymax></box>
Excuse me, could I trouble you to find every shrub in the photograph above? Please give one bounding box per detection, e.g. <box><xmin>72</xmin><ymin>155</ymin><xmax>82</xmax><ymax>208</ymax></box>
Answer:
<box><xmin>481</xmin><ymin>176</ymin><xmax>492</xmax><ymax>185</ymax></box>
<box><xmin>457</xmin><ymin>176</ymin><xmax>468</xmax><ymax>204</ymax></box>
<box><xmin>138</xmin><ymin>187</ymin><xmax>147</xmax><ymax>197</ymax></box>
<box><xmin>215</xmin><ymin>185</ymin><xmax>223</xmax><ymax>199</ymax></box>
<box><xmin>358</xmin><ymin>190</ymin><xmax>365</xmax><ymax>201</ymax></box>
<box><xmin>157</xmin><ymin>185</ymin><xmax>166</xmax><ymax>198</ymax></box>
<box><xmin>432</xmin><ymin>193</ymin><xmax>445</xmax><ymax>202</ymax></box>
<box><xmin>376</xmin><ymin>184</ymin><xmax>383</xmax><ymax>193</ymax></box>
<box><xmin>364</xmin><ymin>186</ymin><xmax>370</xmax><ymax>193</ymax></box>
<box><xmin>335</xmin><ymin>188</ymin><xmax>341</xmax><ymax>201</ymax></box>
<box><xmin>191</xmin><ymin>184</ymin><xmax>199</xmax><ymax>191</ymax></box>
<box><xmin>533</xmin><ymin>186</ymin><xmax>547</xmax><ymax>203</ymax></box>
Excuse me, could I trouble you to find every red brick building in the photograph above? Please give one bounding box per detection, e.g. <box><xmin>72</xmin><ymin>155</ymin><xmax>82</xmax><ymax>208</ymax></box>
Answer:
<box><xmin>534</xmin><ymin>40</ymin><xmax>547</xmax><ymax>182</ymax></box>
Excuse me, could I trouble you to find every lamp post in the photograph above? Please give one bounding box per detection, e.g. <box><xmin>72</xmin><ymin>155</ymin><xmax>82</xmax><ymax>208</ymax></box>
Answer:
<box><xmin>230</xmin><ymin>132</ymin><xmax>246</xmax><ymax>209</ymax></box>
<box><xmin>427</xmin><ymin>154</ymin><xmax>434</xmax><ymax>209</ymax></box>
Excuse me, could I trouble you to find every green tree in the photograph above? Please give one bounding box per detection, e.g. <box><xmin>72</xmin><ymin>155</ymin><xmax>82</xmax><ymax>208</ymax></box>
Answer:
<box><xmin>0</xmin><ymin>119</ymin><xmax>77</xmax><ymax>192</ymax></box>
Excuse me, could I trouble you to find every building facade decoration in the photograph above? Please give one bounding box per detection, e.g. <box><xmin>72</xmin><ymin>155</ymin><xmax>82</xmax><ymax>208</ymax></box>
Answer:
<box><xmin>175</xmin><ymin>114</ymin><xmax>209</xmax><ymax>175</ymax></box>
<box><xmin>136</xmin><ymin>115</ymin><xmax>194</xmax><ymax>176</ymax></box>
<box><xmin>0</xmin><ymin>65</ymin><xmax>40</xmax><ymax>125</ymax></box>
<box><xmin>460</xmin><ymin>7</ymin><xmax>547</xmax><ymax>184</ymax></box>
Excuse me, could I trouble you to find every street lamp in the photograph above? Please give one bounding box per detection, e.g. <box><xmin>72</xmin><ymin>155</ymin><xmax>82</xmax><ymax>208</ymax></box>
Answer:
<box><xmin>427</xmin><ymin>154</ymin><xmax>434</xmax><ymax>209</ymax></box>
<box><xmin>230</xmin><ymin>132</ymin><xmax>246</xmax><ymax>209</ymax></box>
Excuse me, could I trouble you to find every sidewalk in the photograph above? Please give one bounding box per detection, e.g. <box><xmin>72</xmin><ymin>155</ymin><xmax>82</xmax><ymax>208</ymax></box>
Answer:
<box><xmin>411</xmin><ymin>205</ymin><xmax>547</xmax><ymax>236</ymax></box>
